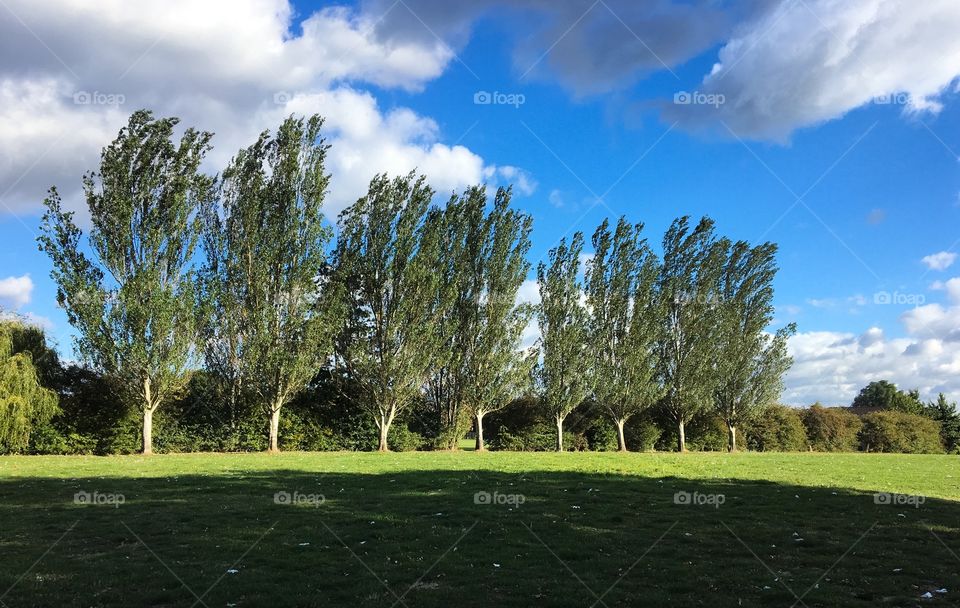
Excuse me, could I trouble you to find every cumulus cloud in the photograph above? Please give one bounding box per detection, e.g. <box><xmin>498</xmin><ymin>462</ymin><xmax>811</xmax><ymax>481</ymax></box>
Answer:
<box><xmin>0</xmin><ymin>0</ymin><xmax>520</xmax><ymax>218</ymax></box>
<box><xmin>363</xmin><ymin>0</ymin><xmax>748</xmax><ymax>95</ymax></box>
<box><xmin>666</xmin><ymin>0</ymin><xmax>960</xmax><ymax>140</ymax></box>
<box><xmin>785</xmin><ymin>279</ymin><xmax>960</xmax><ymax>405</ymax></box>
<box><xmin>365</xmin><ymin>0</ymin><xmax>960</xmax><ymax>140</ymax></box>
<box><xmin>0</xmin><ymin>274</ymin><xmax>33</xmax><ymax>309</ymax></box>
<box><xmin>922</xmin><ymin>251</ymin><xmax>958</xmax><ymax>271</ymax></box>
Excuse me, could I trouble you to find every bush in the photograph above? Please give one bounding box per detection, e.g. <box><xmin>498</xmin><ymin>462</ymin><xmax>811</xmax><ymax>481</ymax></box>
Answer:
<box><xmin>493</xmin><ymin>423</ymin><xmax>586</xmax><ymax>451</ymax></box>
<box><xmin>624</xmin><ymin>417</ymin><xmax>661</xmax><ymax>451</ymax></box>
<box><xmin>802</xmin><ymin>404</ymin><xmax>862</xmax><ymax>452</ymax></box>
<box><xmin>743</xmin><ymin>405</ymin><xmax>808</xmax><ymax>451</ymax></box>
<box><xmin>584</xmin><ymin>417</ymin><xmax>619</xmax><ymax>451</ymax></box>
<box><xmin>655</xmin><ymin>412</ymin><xmax>744</xmax><ymax>452</ymax></box>
<box><xmin>387</xmin><ymin>424</ymin><xmax>426</xmax><ymax>452</ymax></box>
<box><xmin>859</xmin><ymin>411</ymin><xmax>943</xmax><ymax>453</ymax></box>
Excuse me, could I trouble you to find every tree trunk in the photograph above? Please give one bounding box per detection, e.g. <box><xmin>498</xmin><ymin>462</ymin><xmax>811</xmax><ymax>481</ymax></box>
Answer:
<box><xmin>728</xmin><ymin>425</ymin><xmax>737</xmax><ymax>453</ymax></box>
<box><xmin>142</xmin><ymin>407</ymin><xmax>154</xmax><ymax>455</ymax></box>
<box><xmin>475</xmin><ymin>412</ymin><xmax>485</xmax><ymax>451</ymax></box>
<box><xmin>677</xmin><ymin>420</ymin><xmax>686</xmax><ymax>452</ymax></box>
<box><xmin>268</xmin><ymin>407</ymin><xmax>281</xmax><ymax>453</ymax></box>
<box><xmin>377</xmin><ymin>423</ymin><xmax>389</xmax><ymax>452</ymax></box>
<box><xmin>141</xmin><ymin>376</ymin><xmax>155</xmax><ymax>455</ymax></box>
<box><xmin>615</xmin><ymin>418</ymin><xmax>627</xmax><ymax>452</ymax></box>
<box><xmin>556</xmin><ymin>416</ymin><xmax>564</xmax><ymax>452</ymax></box>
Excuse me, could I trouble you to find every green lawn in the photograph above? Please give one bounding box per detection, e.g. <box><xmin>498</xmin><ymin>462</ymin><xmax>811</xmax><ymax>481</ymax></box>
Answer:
<box><xmin>1</xmin><ymin>452</ymin><xmax>958</xmax><ymax>606</ymax></box>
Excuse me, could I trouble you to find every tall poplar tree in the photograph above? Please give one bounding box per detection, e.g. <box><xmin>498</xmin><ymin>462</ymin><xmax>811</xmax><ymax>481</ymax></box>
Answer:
<box><xmin>656</xmin><ymin>216</ymin><xmax>723</xmax><ymax>452</ymax></box>
<box><xmin>334</xmin><ymin>172</ymin><xmax>442</xmax><ymax>451</ymax></box>
<box><xmin>38</xmin><ymin>110</ymin><xmax>213</xmax><ymax>454</ymax></box>
<box><xmin>536</xmin><ymin>233</ymin><xmax>591</xmax><ymax>452</ymax></box>
<box><xmin>200</xmin><ymin>115</ymin><xmax>338</xmax><ymax>452</ymax></box>
<box><xmin>586</xmin><ymin>218</ymin><xmax>662</xmax><ymax>451</ymax></box>
<box><xmin>451</xmin><ymin>188</ymin><xmax>534</xmax><ymax>451</ymax></box>
<box><xmin>712</xmin><ymin>240</ymin><xmax>795</xmax><ymax>451</ymax></box>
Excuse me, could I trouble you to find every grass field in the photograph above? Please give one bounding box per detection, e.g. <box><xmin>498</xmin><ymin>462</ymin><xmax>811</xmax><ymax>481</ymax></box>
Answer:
<box><xmin>1</xmin><ymin>452</ymin><xmax>958</xmax><ymax>607</ymax></box>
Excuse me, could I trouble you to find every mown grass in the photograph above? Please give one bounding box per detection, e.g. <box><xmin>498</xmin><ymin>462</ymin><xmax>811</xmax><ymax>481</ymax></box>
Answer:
<box><xmin>0</xmin><ymin>451</ymin><xmax>958</xmax><ymax>607</ymax></box>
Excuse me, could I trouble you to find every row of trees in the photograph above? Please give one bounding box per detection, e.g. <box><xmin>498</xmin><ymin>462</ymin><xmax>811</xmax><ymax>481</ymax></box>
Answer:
<box><xmin>537</xmin><ymin>217</ymin><xmax>795</xmax><ymax>452</ymax></box>
<box><xmin>36</xmin><ymin>110</ymin><xmax>793</xmax><ymax>454</ymax></box>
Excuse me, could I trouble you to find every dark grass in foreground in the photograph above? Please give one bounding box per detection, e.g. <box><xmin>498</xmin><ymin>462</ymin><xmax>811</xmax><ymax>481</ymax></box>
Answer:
<box><xmin>0</xmin><ymin>452</ymin><xmax>958</xmax><ymax>607</ymax></box>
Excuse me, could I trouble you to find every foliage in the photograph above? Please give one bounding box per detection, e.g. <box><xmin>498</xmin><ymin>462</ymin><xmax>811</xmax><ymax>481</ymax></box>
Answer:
<box><xmin>437</xmin><ymin>187</ymin><xmax>534</xmax><ymax>451</ymax></box>
<box><xmin>859</xmin><ymin>410</ymin><xmax>944</xmax><ymax>454</ymax></box>
<box><xmin>924</xmin><ymin>393</ymin><xmax>960</xmax><ymax>454</ymax></box>
<box><xmin>199</xmin><ymin>115</ymin><xmax>339</xmax><ymax>452</ymax></box>
<box><xmin>657</xmin><ymin>216</ymin><xmax>723</xmax><ymax>451</ymax></box>
<box><xmin>851</xmin><ymin>380</ymin><xmax>924</xmax><ymax>414</ymax></box>
<box><xmin>536</xmin><ymin>232</ymin><xmax>591</xmax><ymax>451</ymax></box>
<box><xmin>586</xmin><ymin>217</ymin><xmax>662</xmax><ymax>451</ymax></box>
<box><xmin>0</xmin><ymin>320</ymin><xmax>59</xmax><ymax>453</ymax></box>
<box><xmin>334</xmin><ymin>172</ymin><xmax>442</xmax><ymax>451</ymax></box>
<box><xmin>38</xmin><ymin>109</ymin><xmax>214</xmax><ymax>454</ymax></box>
<box><xmin>742</xmin><ymin>405</ymin><xmax>808</xmax><ymax>451</ymax></box>
<box><xmin>623</xmin><ymin>415</ymin><xmax>662</xmax><ymax>452</ymax></box>
<box><xmin>712</xmin><ymin>238</ymin><xmax>794</xmax><ymax>451</ymax></box>
<box><xmin>801</xmin><ymin>404</ymin><xmax>862</xmax><ymax>452</ymax></box>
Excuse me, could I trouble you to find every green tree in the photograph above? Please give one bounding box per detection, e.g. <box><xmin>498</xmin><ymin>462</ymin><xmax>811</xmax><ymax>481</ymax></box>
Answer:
<box><xmin>39</xmin><ymin>110</ymin><xmax>214</xmax><ymax>454</ymax></box>
<box><xmin>0</xmin><ymin>320</ymin><xmax>59</xmax><ymax>453</ymax></box>
<box><xmin>712</xmin><ymin>240</ymin><xmax>795</xmax><ymax>451</ymax></box>
<box><xmin>742</xmin><ymin>404</ymin><xmax>808</xmax><ymax>451</ymax></box>
<box><xmin>801</xmin><ymin>403</ymin><xmax>862</xmax><ymax>452</ymax></box>
<box><xmin>924</xmin><ymin>393</ymin><xmax>960</xmax><ymax>453</ymax></box>
<box><xmin>586</xmin><ymin>218</ymin><xmax>662</xmax><ymax>451</ymax></box>
<box><xmin>537</xmin><ymin>232</ymin><xmax>591</xmax><ymax>452</ymax></box>
<box><xmin>860</xmin><ymin>410</ymin><xmax>943</xmax><ymax>453</ymax></box>
<box><xmin>657</xmin><ymin>217</ymin><xmax>723</xmax><ymax>452</ymax></box>
<box><xmin>334</xmin><ymin>172</ymin><xmax>442</xmax><ymax>451</ymax></box>
<box><xmin>201</xmin><ymin>115</ymin><xmax>339</xmax><ymax>452</ymax></box>
<box><xmin>447</xmin><ymin>187</ymin><xmax>534</xmax><ymax>451</ymax></box>
<box><xmin>852</xmin><ymin>380</ymin><xmax>924</xmax><ymax>414</ymax></box>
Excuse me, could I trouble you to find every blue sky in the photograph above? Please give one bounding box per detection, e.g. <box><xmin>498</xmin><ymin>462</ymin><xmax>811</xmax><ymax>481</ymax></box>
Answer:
<box><xmin>0</xmin><ymin>0</ymin><xmax>959</xmax><ymax>404</ymax></box>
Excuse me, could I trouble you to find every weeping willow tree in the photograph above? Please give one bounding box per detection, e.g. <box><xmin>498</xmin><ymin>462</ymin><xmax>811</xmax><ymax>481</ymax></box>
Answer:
<box><xmin>0</xmin><ymin>320</ymin><xmax>59</xmax><ymax>454</ymax></box>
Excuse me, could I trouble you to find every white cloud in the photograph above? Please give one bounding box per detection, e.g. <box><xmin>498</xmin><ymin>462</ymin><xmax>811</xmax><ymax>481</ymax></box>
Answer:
<box><xmin>785</xmin><ymin>279</ymin><xmax>960</xmax><ymax>405</ymax></box>
<box><xmin>666</xmin><ymin>0</ymin><xmax>960</xmax><ymax>140</ymax></box>
<box><xmin>548</xmin><ymin>189</ymin><xmax>564</xmax><ymax>208</ymax></box>
<box><xmin>922</xmin><ymin>251</ymin><xmax>958</xmax><ymax>271</ymax></box>
<box><xmin>0</xmin><ymin>0</ymin><xmax>523</xmax><ymax>217</ymax></box>
<box><xmin>487</xmin><ymin>166</ymin><xmax>537</xmax><ymax>196</ymax></box>
<box><xmin>0</xmin><ymin>274</ymin><xmax>33</xmax><ymax>309</ymax></box>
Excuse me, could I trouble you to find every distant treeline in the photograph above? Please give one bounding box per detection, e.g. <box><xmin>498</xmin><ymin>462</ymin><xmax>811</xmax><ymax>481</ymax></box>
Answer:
<box><xmin>1</xmin><ymin>110</ymin><xmax>955</xmax><ymax>455</ymax></box>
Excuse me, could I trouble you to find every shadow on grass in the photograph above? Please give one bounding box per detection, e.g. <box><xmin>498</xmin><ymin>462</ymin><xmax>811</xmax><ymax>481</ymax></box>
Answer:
<box><xmin>0</xmin><ymin>469</ymin><xmax>957</xmax><ymax>607</ymax></box>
